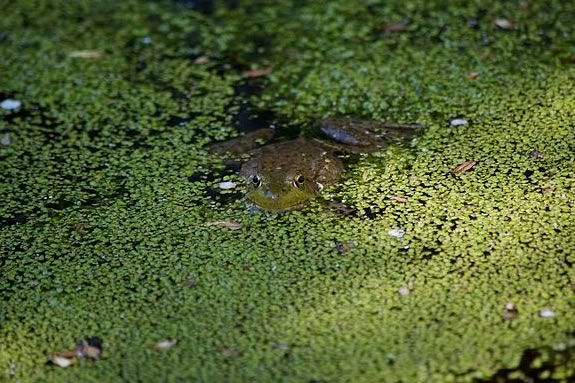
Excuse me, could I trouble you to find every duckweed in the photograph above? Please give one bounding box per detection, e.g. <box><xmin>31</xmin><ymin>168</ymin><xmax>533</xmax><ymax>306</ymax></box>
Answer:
<box><xmin>1</xmin><ymin>0</ymin><xmax>574</xmax><ymax>382</ymax></box>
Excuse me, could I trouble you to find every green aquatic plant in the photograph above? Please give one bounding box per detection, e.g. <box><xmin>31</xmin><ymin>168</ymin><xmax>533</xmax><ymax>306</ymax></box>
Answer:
<box><xmin>0</xmin><ymin>0</ymin><xmax>574</xmax><ymax>382</ymax></box>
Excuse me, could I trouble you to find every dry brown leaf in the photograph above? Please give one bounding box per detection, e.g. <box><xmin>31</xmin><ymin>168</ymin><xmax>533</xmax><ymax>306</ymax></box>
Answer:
<box><xmin>48</xmin><ymin>337</ymin><xmax>102</xmax><ymax>367</ymax></box>
<box><xmin>451</xmin><ymin>160</ymin><xmax>477</xmax><ymax>176</ymax></box>
<box><xmin>466</xmin><ymin>71</ymin><xmax>480</xmax><ymax>80</ymax></box>
<box><xmin>205</xmin><ymin>221</ymin><xmax>242</xmax><ymax>230</ymax></box>
<box><xmin>242</xmin><ymin>67</ymin><xmax>272</xmax><ymax>78</ymax></box>
<box><xmin>542</xmin><ymin>185</ymin><xmax>555</xmax><ymax>194</ymax></box>
<box><xmin>382</xmin><ymin>22</ymin><xmax>408</xmax><ymax>33</ymax></box>
<box><xmin>74</xmin><ymin>337</ymin><xmax>102</xmax><ymax>360</ymax></box>
<box><xmin>388</xmin><ymin>195</ymin><xmax>408</xmax><ymax>203</ymax></box>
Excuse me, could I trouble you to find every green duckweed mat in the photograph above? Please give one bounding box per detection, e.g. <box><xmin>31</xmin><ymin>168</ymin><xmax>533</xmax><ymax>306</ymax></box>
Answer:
<box><xmin>1</xmin><ymin>0</ymin><xmax>574</xmax><ymax>382</ymax></box>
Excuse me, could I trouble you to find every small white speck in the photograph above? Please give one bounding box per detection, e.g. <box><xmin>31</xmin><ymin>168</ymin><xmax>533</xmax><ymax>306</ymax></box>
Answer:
<box><xmin>388</xmin><ymin>228</ymin><xmax>405</xmax><ymax>238</ymax></box>
<box><xmin>153</xmin><ymin>339</ymin><xmax>177</xmax><ymax>351</ymax></box>
<box><xmin>49</xmin><ymin>355</ymin><xmax>73</xmax><ymax>368</ymax></box>
<box><xmin>218</xmin><ymin>181</ymin><xmax>236</xmax><ymax>190</ymax></box>
<box><xmin>539</xmin><ymin>308</ymin><xmax>555</xmax><ymax>318</ymax></box>
<box><xmin>140</xmin><ymin>36</ymin><xmax>152</xmax><ymax>44</ymax></box>
<box><xmin>1</xmin><ymin>99</ymin><xmax>21</xmax><ymax>110</ymax></box>
<box><xmin>398</xmin><ymin>287</ymin><xmax>410</xmax><ymax>296</ymax></box>
<box><xmin>495</xmin><ymin>18</ymin><xmax>514</xmax><ymax>30</ymax></box>
<box><xmin>316</xmin><ymin>182</ymin><xmax>324</xmax><ymax>191</ymax></box>
<box><xmin>450</xmin><ymin>118</ymin><xmax>468</xmax><ymax>127</ymax></box>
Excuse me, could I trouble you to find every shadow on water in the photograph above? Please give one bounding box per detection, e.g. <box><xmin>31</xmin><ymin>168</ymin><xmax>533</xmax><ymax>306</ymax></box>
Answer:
<box><xmin>1</xmin><ymin>213</ymin><xmax>27</xmax><ymax>227</ymax></box>
<box><xmin>232</xmin><ymin>79</ymin><xmax>278</xmax><ymax>134</ymax></box>
<box><xmin>169</xmin><ymin>0</ymin><xmax>240</xmax><ymax>15</ymax></box>
<box><xmin>474</xmin><ymin>342</ymin><xmax>575</xmax><ymax>383</ymax></box>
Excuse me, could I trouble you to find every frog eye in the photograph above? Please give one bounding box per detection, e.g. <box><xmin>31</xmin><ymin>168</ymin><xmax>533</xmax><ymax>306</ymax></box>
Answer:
<box><xmin>251</xmin><ymin>175</ymin><xmax>262</xmax><ymax>187</ymax></box>
<box><xmin>293</xmin><ymin>174</ymin><xmax>305</xmax><ymax>188</ymax></box>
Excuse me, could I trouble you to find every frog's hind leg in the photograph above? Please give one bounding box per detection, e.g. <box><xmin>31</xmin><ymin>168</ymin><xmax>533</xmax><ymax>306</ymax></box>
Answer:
<box><xmin>318</xmin><ymin>118</ymin><xmax>424</xmax><ymax>152</ymax></box>
<box><xmin>365</xmin><ymin>121</ymin><xmax>425</xmax><ymax>142</ymax></box>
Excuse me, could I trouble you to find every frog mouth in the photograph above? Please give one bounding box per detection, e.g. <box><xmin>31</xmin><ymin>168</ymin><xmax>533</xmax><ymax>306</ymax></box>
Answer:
<box><xmin>247</xmin><ymin>188</ymin><xmax>315</xmax><ymax>210</ymax></box>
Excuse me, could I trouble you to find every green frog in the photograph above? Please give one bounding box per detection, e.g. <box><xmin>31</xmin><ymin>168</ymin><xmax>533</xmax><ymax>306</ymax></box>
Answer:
<box><xmin>210</xmin><ymin>118</ymin><xmax>423</xmax><ymax>210</ymax></box>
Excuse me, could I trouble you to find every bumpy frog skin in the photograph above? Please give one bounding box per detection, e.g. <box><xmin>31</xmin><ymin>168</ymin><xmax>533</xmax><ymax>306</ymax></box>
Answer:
<box><xmin>212</xmin><ymin>118</ymin><xmax>422</xmax><ymax>210</ymax></box>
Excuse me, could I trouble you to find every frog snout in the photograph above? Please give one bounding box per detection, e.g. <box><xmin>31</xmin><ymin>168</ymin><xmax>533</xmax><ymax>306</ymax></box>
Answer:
<box><xmin>262</xmin><ymin>189</ymin><xmax>278</xmax><ymax>200</ymax></box>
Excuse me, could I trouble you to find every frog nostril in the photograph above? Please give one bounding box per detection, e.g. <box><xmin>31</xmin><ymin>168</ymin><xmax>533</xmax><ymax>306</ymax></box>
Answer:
<box><xmin>263</xmin><ymin>189</ymin><xmax>277</xmax><ymax>200</ymax></box>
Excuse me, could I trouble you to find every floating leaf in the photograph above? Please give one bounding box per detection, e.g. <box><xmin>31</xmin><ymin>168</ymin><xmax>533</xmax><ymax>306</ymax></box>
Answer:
<box><xmin>205</xmin><ymin>221</ymin><xmax>242</xmax><ymax>230</ymax></box>
<box><xmin>451</xmin><ymin>160</ymin><xmax>477</xmax><ymax>176</ymax></box>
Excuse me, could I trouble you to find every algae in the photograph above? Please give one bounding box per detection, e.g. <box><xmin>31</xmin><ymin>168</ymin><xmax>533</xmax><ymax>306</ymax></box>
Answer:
<box><xmin>1</xmin><ymin>0</ymin><xmax>574</xmax><ymax>382</ymax></box>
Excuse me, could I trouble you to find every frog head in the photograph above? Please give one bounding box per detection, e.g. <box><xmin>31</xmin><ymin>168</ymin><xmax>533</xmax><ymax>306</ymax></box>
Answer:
<box><xmin>240</xmin><ymin>161</ymin><xmax>319</xmax><ymax>210</ymax></box>
<box><xmin>239</xmin><ymin>139</ymin><xmax>341</xmax><ymax>210</ymax></box>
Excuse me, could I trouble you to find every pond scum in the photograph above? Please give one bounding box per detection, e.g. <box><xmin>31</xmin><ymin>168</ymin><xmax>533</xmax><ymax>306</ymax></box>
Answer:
<box><xmin>0</xmin><ymin>0</ymin><xmax>574</xmax><ymax>382</ymax></box>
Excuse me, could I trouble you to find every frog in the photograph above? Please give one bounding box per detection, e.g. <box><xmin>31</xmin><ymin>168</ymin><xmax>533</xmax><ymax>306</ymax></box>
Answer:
<box><xmin>209</xmin><ymin>117</ymin><xmax>423</xmax><ymax>210</ymax></box>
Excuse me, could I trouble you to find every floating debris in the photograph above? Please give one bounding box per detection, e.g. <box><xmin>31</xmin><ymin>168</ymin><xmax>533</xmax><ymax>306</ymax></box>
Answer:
<box><xmin>68</xmin><ymin>50</ymin><xmax>103</xmax><ymax>59</ymax></box>
<box><xmin>48</xmin><ymin>336</ymin><xmax>102</xmax><ymax>367</ymax></box>
<box><xmin>48</xmin><ymin>353</ymin><xmax>75</xmax><ymax>368</ymax></box>
<box><xmin>388</xmin><ymin>195</ymin><xmax>408</xmax><ymax>203</ymax></box>
<box><xmin>218</xmin><ymin>181</ymin><xmax>236</xmax><ymax>190</ymax></box>
<box><xmin>398</xmin><ymin>287</ymin><xmax>410</xmax><ymax>296</ymax></box>
<box><xmin>242</xmin><ymin>67</ymin><xmax>272</xmax><ymax>78</ymax></box>
<box><xmin>539</xmin><ymin>308</ymin><xmax>555</xmax><ymax>318</ymax></box>
<box><xmin>0</xmin><ymin>98</ymin><xmax>21</xmax><ymax>110</ymax></box>
<box><xmin>503</xmin><ymin>302</ymin><xmax>518</xmax><ymax>320</ymax></box>
<box><xmin>450</xmin><ymin>118</ymin><xmax>469</xmax><ymax>127</ymax></box>
<box><xmin>451</xmin><ymin>160</ymin><xmax>477</xmax><ymax>176</ymax></box>
<box><xmin>382</xmin><ymin>22</ymin><xmax>408</xmax><ymax>33</ymax></box>
<box><xmin>466</xmin><ymin>71</ymin><xmax>480</xmax><ymax>80</ymax></box>
<box><xmin>205</xmin><ymin>220</ymin><xmax>242</xmax><ymax>230</ymax></box>
<box><xmin>495</xmin><ymin>18</ymin><xmax>514</xmax><ymax>30</ymax></box>
<box><xmin>74</xmin><ymin>337</ymin><xmax>102</xmax><ymax>360</ymax></box>
<box><xmin>153</xmin><ymin>339</ymin><xmax>177</xmax><ymax>351</ymax></box>
<box><xmin>193</xmin><ymin>56</ymin><xmax>210</xmax><ymax>65</ymax></box>
<box><xmin>388</xmin><ymin>228</ymin><xmax>405</xmax><ymax>238</ymax></box>
<box><xmin>542</xmin><ymin>184</ymin><xmax>555</xmax><ymax>194</ymax></box>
